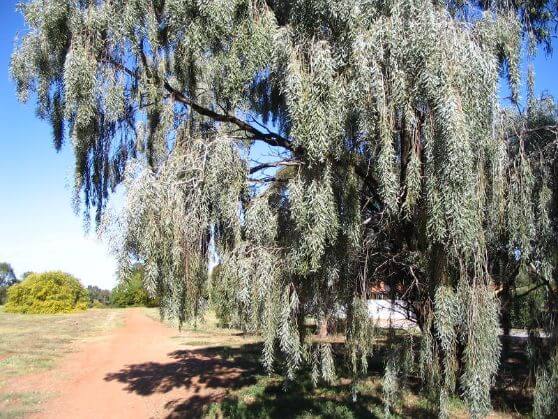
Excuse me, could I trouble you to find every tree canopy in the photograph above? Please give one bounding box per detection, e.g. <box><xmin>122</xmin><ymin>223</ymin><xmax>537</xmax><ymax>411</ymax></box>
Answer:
<box><xmin>110</xmin><ymin>265</ymin><xmax>158</xmax><ymax>307</ymax></box>
<box><xmin>11</xmin><ymin>0</ymin><xmax>558</xmax><ymax>416</ymax></box>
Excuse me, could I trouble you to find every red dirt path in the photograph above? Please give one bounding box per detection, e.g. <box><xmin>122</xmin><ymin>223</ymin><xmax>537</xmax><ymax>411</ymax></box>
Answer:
<box><xmin>15</xmin><ymin>308</ymin><xmax>254</xmax><ymax>419</ymax></box>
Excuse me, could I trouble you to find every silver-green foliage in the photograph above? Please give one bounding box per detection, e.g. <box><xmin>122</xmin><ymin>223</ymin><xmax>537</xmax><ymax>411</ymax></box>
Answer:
<box><xmin>503</xmin><ymin>96</ymin><xmax>558</xmax><ymax>419</ymax></box>
<box><xmin>11</xmin><ymin>0</ymin><xmax>557</xmax><ymax>416</ymax></box>
<box><xmin>533</xmin><ymin>351</ymin><xmax>558</xmax><ymax>418</ymax></box>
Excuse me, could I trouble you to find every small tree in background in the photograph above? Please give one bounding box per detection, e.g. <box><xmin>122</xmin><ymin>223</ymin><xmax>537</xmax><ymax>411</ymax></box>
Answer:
<box><xmin>87</xmin><ymin>285</ymin><xmax>111</xmax><ymax>307</ymax></box>
<box><xmin>110</xmin><ymin>266</ymin><xmax>157</xmax><ymax>308</ymax></box>
<box><xmin>5</xmin><ymin>271</ymin><xmax>88</xmax><ymax>314</ymax></box>
<box><xmin>0</xmin><ymin>262</ymin><xmax>19</xmax><ymax>305</ymax></box>
<box><xmin>0</xmin><ymin>263</ymin><xmax>17</xmax><ymax>287</ymax></box>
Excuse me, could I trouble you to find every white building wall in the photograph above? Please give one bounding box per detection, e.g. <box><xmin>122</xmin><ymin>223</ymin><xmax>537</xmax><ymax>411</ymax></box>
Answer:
<box><xmin>367</xmin><ymin>299</ymin><xmax>415</xmax><ymax>328</ymax></box>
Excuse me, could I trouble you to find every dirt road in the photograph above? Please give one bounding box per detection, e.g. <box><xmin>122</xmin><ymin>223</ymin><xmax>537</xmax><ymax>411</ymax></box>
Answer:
<box><xmin>16</xmin><ymin>308</ymin><xmax>254</xmax><ymax>419</ymax></box>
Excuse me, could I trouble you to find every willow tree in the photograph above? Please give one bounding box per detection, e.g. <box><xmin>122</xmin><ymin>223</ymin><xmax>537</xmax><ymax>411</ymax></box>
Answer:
<box><xmin>11</xmin><ymin>0</ymin><xmax>557</xmax><ymax>416</ymax></box>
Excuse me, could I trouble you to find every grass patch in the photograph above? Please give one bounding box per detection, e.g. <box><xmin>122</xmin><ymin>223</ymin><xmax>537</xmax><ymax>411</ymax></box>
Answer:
<box><xmin>141</xmin><ymin>309</ymin><xmax>429</xmax><ymax>417</ymax></box>
<box><xmin>0</xmin><ymin>308</ymin><xmax>123</xmax><ymax>416</ymax></box>
<box><xmin>204</xmin><ymin>376</ymin><xmax>373</xmax><ymax>418</ymax></box>
<box><xmin>199</xmin><ymin>349</ymin><xmax>524</xmax><ymax>418</ymax></box>
<box><xmin>142</xmin><ymin>309</ymin><xmax>527</xmax><ymax>418</ymax></box>
<box><xmin>0</xmin><ymin>308</ymin><xmax>122</xmax><ymax>379</ymax></box>
<box><xmin>0</xmin><ymin>390</ymin><xmax>47</xmax><ymax>419</ymax></box>
<box><xmin>202</xmin><ymin>370</ymin><xmax>492</xmax><ymax>418</ymax></box>
<box><xmin>203</xmin><ymin>373</ymin><xmax>442</xmax><ymax>418</ymax></box>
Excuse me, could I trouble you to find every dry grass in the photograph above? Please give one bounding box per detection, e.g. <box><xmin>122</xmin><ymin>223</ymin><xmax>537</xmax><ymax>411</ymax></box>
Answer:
<box><xmin>143</xmin><ymin>308</ymin><xmax>261</xmax><ymax>349</ymax></box>
<box><xmin>0</xmin><ymin>307</ymin><xmax>123</xmax><ymax>418</ymax></box>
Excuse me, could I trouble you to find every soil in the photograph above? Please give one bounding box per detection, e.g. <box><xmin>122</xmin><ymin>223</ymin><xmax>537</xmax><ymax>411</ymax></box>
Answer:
<box><xmin>11</xmin><ymin>308</ymin><xmax>253</xmax><ymax>419</ymax></box>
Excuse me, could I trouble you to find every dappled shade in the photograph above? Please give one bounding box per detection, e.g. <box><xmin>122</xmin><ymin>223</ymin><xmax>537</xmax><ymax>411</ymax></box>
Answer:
<box><xmin>105</xmin><ymin>346</ymin><xmax>260</xmax><ymax>396</ymax></box>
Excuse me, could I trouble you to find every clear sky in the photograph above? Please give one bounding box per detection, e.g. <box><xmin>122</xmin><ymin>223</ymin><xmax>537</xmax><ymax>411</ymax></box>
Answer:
<box><xmin>0</xmin><ymin>1</ymin><xmax>117</xmax><ymax>288</ymax></box>
<box><xmin>0</xmin><ymin>1</ymin><xmax>556</xmax><ymax>289</ymax></box>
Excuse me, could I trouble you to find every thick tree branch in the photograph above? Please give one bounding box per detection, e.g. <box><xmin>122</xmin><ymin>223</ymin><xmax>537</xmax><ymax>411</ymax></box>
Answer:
<box><xmin>164</xmin><ymin>81</ymin><xmax>294</xmax><ymax>150</ymax></box>
<box><xmin>248</xmin><ymin>176</ymin><xmax>288</xmax><ymax>183</ymax></box>
<box><xmin>505</xmin><ymin>124</ymin><xmax>558</xmax><ymax>143</ymax></box>
<box><xmin>515</xmin><ymin>281</ymin><xmax>547</xmax><ymax>298</ymax></box>
<box><xmin>527</xmin><ymin>262</ymin><xmax>558</xmax><ymax>294</ymax></box>
<box><xmin>249</xmin><ymin>160</ymin><xmax>302</xmax><ymax>174</ymax></box>
<box><xmin>105</xmin><ymin>56</ymin><xmax>381</xmax><ymax>197</ymax></box>
<box><xmin>105</xmin><ymin>55</ymin><xmax>294</xmax><ymax>151</ymax></box>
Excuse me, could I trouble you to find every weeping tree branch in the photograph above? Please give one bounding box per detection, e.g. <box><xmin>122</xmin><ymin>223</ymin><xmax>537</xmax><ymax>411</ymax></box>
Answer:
<box><xmin>105</xmin><ymin>55</ymin><xmax>382</xmax><ymax>198</ymax></box>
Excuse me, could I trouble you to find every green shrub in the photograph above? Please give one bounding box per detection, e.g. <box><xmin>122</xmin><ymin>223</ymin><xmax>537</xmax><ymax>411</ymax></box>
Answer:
<box><xmin>91</xmin><ymin>300</ymin><xmax>106</xmax><ymax>309</ymax></box>
<box><xmin>110</xmin><ymin>266</ymin><xmax>157</xmax><ymax>307</ymax></box>
<box><xmin>4</xmin><ymin>271</ymin><xmax>89</xmax><ymax>314</ymax></box>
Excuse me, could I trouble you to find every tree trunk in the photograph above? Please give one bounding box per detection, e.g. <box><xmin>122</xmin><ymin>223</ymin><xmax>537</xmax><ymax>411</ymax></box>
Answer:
<box><xmin>500</xmin><ymin>280</ymin><xmax>513</xmax><ymax>355</ymax></box>
<box><xmin>318</xmin><ymin>315</ymin><xmax>329</xmax><ymax>338</ymax></box>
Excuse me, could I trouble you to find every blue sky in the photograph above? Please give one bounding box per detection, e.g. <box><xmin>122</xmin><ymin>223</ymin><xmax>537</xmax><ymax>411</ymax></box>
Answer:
<box><xmin>0</xmin><ymin>1</ymin><xmax>556</xmax><ymax>289</ymax></box>
<box><xmin>0</xmin><ymin>1</ymin><xmax>117</xmax><ymax>288</ymax></box>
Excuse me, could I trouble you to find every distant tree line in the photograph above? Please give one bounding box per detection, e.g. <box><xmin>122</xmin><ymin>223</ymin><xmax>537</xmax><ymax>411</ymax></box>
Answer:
<box><xmin>0</xmin><ymin>262</ymin><xmax>20</xmax><ymax>305</ymax></box>
<box><xmin>1</xmin><ymin>261</ymin><xmax>156</xmax><ymax>310</ymax></box>
<box><xmin>87</xmin><ymin>285</ymin><xmax>111</xmax><ymax>307</ymax></box>
<box><xmin>109</xmin><ymin>265</ymin><xmax>158</xmax><ymax>308</ymax></box>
